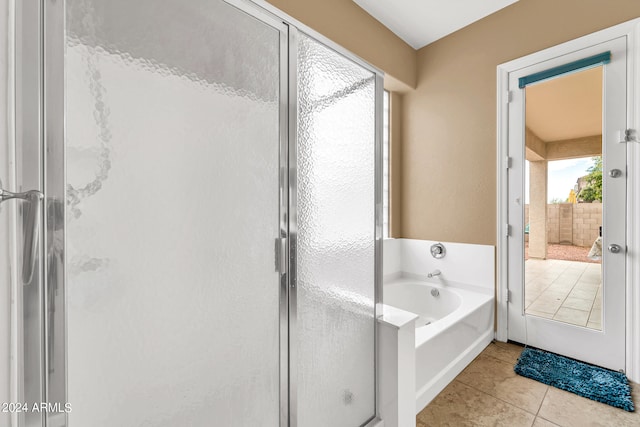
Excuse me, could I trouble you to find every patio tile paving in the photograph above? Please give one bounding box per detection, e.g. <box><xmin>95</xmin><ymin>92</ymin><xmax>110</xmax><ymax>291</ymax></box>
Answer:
<box><xmin>525</xmin><ymin>259</ymin><xmax>602</xmax><ymax>331</ymax></box>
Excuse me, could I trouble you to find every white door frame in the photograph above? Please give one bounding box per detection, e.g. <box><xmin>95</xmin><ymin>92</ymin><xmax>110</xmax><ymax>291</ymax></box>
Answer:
<box><xmin>496</xmin><ymin>18</ymin><xmax>640</xmax><ymax>382</ymax></box>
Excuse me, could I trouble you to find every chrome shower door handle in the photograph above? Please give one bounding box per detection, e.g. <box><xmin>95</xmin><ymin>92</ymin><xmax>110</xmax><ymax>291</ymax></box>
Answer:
<box><xmin>0</xmin><ymin>188</ymin><xmax>44</xmax><ymax>284</ymax></box>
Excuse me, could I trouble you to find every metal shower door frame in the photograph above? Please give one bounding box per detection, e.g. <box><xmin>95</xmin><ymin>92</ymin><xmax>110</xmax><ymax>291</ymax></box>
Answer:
<box><xmin>220</xmin><ymin>1</ymin><xmax>385</xmax><ymax>425</ymax></box>
<box><xmin>283</xmin><ymin>24</ymin><xmax>385</xmax><ymax>427</ymax></box>
<box><xmin>12</xmin><ymin>1</ymin><xmax>47</xmax><ymax>426</ymax></box>
<box><xmin>18</xmin><ymin>0</ymin><xmax>385</xmax><ymax>425</ymax></box>
<box><xmin>27</xmin><ymin>0</ymin><xmax>292</xmax><ymax>425</ymax></box>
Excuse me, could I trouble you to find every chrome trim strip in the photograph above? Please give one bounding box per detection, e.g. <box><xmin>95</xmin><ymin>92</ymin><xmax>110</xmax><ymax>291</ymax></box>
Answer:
<box><xmin>43</xmin><ymin>0</ymin><xmax>66</xmax><ymax>425</ymax></box>
<box><xmin>223</xmin><ymin>3</ymin><xmax>292</xmax><ymax>425</ymax></box>
<box><xmin>278</xmin><ymin>23</ymin><xmax>290</xmax><ymax>427</ymax></box>
<box><xmin>287</xmin><ymin>26</ymin><xmax>299</xmax><ymax>427</ymax></box>
<box><xmin>374</xmin><ymin>72</ymin><xmax>384</xmax><ymax>421</ymax></box>
<box><xmin>6</xmin><ymin>3</ymin><xmax>20</xmax><ymax>423</ymax></box>
<box><xmin>15</xmin><ymin>0</ymin><xmax>46</xmax><ymax>425</ymax></box>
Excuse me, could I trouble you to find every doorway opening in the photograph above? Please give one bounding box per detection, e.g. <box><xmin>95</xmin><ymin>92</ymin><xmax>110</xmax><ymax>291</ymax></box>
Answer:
<box><xmin>523</xmin><ymin>66</ymin><xmax>603</xmax><ymax>330</ymax></box>
<box><xmin>498</xmin><ymin>17</ymin><xmax>640</xmax><ymax>382</ymax></box>
<box><xmin>497</xmin><ymin>29</ymin><xmax>636</xmax><ymax>373</ymax></box>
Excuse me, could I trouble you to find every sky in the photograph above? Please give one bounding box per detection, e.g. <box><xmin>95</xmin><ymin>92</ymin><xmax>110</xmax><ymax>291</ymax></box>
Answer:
<box><xmin>525</xmin><ymin>157</ymin><xmax>594</xmax><ymax>203</ymax></box>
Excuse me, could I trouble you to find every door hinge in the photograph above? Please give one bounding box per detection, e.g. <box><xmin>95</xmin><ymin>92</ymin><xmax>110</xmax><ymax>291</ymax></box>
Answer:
<box><xmin>506</xmin><ymin>90</ymin><xmax>513</xmax><ymax>104</ymax></box>
<box><xmin>619</xmin><ymin>129</ymin><xmax>637</xmax><ymax>143</ymax></box>
<box><xmin>274</xmin><ymin>237</ymin><xmax>287</xmax><ymax>273</ymax></box>
<box><xmin>505</xmin><ymin>224</ymin><xmax>511</xmax><ymax>237</ymax></box>
<box><xmin>506</xmin><ymin>289</ymin><xmax>512</xmax><ymax>303</ymax></box>
<box><xmin>505</xmin><ymin>156</ymin><xmax>512</xmax><ymax>169</ymax></box>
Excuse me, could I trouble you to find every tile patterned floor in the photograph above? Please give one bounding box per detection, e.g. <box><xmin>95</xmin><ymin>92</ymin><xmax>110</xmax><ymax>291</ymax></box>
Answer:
<box><xmin>417</xmin><ymin>341</ymin><xmax>640</xmax><ymax>427</ymax></box>
<box><xmin>525</xmin><ymin>259</ymin><xmax>602</xmax><ymax>330</ymax></box>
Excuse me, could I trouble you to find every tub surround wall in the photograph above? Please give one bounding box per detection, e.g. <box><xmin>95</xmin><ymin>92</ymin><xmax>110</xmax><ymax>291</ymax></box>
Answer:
<box><xmin>382</xmin><ymin>238</ymin><xmax>403</xmax><ymax>280</ymax></box>
<box><xmin>384</xmin><ymin>238</ymin><xmax>495</xmax><ymax>294</ymax></box>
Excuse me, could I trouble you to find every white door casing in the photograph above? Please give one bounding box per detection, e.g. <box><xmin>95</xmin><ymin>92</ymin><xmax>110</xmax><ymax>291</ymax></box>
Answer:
<box><xmin>507</xmin><ymin>37</ymin><xmax>626</xmax><ymax>371</ymax></box>
<box><xmin>497</xmin><ymin>18</ymin><xmax>640</xmax><ymax>381</ymax></box>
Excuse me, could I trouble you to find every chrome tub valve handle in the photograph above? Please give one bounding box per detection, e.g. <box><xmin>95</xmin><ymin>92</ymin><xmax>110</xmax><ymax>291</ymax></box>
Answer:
<box><xmin>0</xmin><ymin>187</ymin><xmax>44</xmax><ymax>284</ymax></box>
<box><xmin>430</xmin><ymin>243</ymin><xmax>446</xmax><ymax>259</ymax></box>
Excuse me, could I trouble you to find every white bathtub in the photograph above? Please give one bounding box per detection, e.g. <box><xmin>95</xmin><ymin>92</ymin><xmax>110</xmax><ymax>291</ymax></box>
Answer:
<box><xmin>383</xmin><ymin>277</ymin><xmax>494</xmax><ymax>414</ymax></box>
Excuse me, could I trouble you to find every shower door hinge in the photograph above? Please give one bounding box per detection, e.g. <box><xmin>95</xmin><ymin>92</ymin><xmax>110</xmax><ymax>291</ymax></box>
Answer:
<box><xmin>505</xmin><ymin>156</ymin><xmax>512</xmax><ymax>169</ymax></box>
<box><xmin>274</xmin><ymin>237</ymin><xmax>287</xmax><ymax>273</ymax></box>
<box><xmin>619</xmin><ymin>129</ymin><xmax>637</xmax><ymax>143</ymax></box>
<box><xmin>505</xmin><ymin>224</ymin><xmax>511</xmax><ymax>237</ymax></box>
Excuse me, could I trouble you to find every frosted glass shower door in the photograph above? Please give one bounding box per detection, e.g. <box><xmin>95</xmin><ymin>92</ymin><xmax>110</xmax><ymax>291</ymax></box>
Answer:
<box><xmin>294</xmin><ymin>32</ymin><xmax>378</xmax><ymax>427</ymax></box>
<box><xmin>63</xmin><ymin>0</ymin><xmax>285</xmax><ymax>425</ymax></box>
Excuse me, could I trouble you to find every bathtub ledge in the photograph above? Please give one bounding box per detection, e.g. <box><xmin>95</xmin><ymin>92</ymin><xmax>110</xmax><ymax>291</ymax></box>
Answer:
<box><xmin>377</xmin><ymin>304</ymin><xmax>418</xmax><ymax>330</ymax></box>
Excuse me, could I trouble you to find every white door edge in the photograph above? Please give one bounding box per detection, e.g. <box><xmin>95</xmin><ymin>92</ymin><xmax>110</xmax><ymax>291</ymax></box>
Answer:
<box><xmin>496</xmin><ymin>17</ymin><xmax>640</xmax><ymax>383</ymax></box>
<box><xmin>627</xmin><ymin>25</ymin><xmax>640</xmax><ymax>385</ymax></box>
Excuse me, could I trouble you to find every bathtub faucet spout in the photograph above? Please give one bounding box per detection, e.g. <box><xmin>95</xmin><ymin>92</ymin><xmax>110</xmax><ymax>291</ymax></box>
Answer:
<box><xmin>427</xmin><ymin>269</ymin><xmax>441</xmax><ymax>278</ymax></box>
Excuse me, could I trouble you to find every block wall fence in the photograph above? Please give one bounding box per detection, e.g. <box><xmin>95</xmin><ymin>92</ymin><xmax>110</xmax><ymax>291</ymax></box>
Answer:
<box><xmin>524</xmin><ymin>203</ymin><xmax>602</xmax><ymax>247</ymax></box>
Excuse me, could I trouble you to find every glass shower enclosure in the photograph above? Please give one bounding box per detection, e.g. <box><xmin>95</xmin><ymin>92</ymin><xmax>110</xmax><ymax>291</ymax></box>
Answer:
<box><xmin>4</xmin><ymin>0</ymin><xmax>383</xmax><ymax>426</ymax></box>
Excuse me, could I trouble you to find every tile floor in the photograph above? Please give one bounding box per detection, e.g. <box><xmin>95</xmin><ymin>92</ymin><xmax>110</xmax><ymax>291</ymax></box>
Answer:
<box><xmin>525</xmin><ymin>259</ymin><xmax>602</xmax><ymax>330</ymax></box>
<box><xmin>417</xmin><ymin>341</ymin><xmax>640</xmax><ymax>427</ymax></box>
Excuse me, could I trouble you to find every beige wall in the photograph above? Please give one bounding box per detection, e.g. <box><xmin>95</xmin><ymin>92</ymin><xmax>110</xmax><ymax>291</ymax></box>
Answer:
<box><xmin>265</xmin><ymin>0</ymin><xmax>417</xmax><ymax>89</ymax></box>
<box><xmin>400</xmin><ymin>0</ymin><xmax>640</xmax><ymax>245</ymax></box>
<box><xmin>389</xmin><ymin>92</ymin><xmax>403</xmax><ymax>237</ymax></box>
<box><xmin>528</xmin><ymin>161</ymin><xmax>548</xmax><ymax>258</ymax></box>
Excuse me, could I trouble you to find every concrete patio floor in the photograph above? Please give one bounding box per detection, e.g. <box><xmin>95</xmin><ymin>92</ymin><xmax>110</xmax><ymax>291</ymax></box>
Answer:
<box><xmin>525</xmin><ymin>258</ymin><xmax>602</xmax><ymax>330</ymax></box>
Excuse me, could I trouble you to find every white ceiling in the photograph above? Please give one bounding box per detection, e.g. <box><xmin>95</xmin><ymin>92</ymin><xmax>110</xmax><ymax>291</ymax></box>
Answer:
<box><xmin>353</xmin><ymin>0</ymin><xmax>519</xmax><ymax>49</ymax></box>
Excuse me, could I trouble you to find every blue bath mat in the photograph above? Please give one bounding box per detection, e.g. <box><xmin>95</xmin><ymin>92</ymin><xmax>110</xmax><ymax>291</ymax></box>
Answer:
<box><xmin>514</xmin><ymin>347</ymin><xmax>634</xmax><ymax>412</ymax></box>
